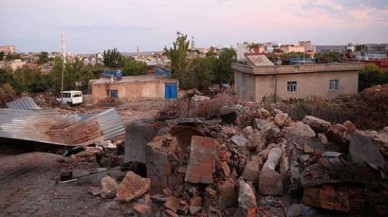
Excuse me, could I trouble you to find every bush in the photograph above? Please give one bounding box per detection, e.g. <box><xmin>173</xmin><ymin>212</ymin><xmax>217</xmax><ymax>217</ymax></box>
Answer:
<box><xmin>359</xmin><ymin>64</ymin><xmax>388</xmax><ymax>91</ymax></box>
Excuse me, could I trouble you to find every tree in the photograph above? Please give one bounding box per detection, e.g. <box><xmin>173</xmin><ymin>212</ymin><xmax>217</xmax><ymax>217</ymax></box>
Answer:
<box><xmin>215</xmin><ymin>48</ymin><xmax>236</xmax><ymax>84</ymax></box>
<box><xmin>247</xmin><ymin>43</ymin><xmax>262</xmax><ymax>51</ymax></box>
<box><xmin>122</xmin><ymin>58</ymin><xmax>147</xmax><ymax>76</ymax></box>
<box><xmin>191</xmin><ymin>57</ymin><xmax>216</xmax><ymax>91</ymax></box>
<box><xmin>355</xmin><ymin>44</ymin><xmax>368</xmax><ymax>52</ymax></box>
<box><xmin>358</xmin><ymin>63</ymin><xmax>388</xmax><ymax>91</ymax></box>
<box><xmin>12</xmin><ymin>67</ymin><xmax>41</xmax><ymax>92</ymax></box>
<box><xmin>207</xmin><ymin>47</ymin><xmax>218</xmax><ymax>57</ymax></box>
<box><xmin>50</xmin><ymin>56</ymin><xmax>96</xmax><ymax>91</ymax></box>
<box><xmin>0</xmin><ymin>69</ymin><xmax>14</xmax><ymax>85</ymax></box>
<box><xmin>314</xmin><ymin>52</ymin><xmax>341</xmax><ymax>63</ymax></box>
<box><xmin>38</xmin><ymin>51</ymin><xmax>49</xmax><ymax>65</ymax></box>
<box><xmin>4</xmin><ymin>53</ymin><xmax>21</xmax><ymax>60</ymax></box>
<box><xmin>102</xmin><ymin>48</ymin><xmax>124</xmax><ymax>69</ymax></box>
<box><xmin>164</xmin><ymin>32</ymin><xmax>190</xmax><ymax>87</ymax></box>
<box><xmin>0</xmin><ymin>52</ymin><xmax>4</xmax><ymax>61</ymax></box>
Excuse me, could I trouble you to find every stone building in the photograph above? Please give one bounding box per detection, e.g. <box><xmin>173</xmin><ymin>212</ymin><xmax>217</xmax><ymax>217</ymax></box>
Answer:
<box><xmin>233</xmin><ymin>60</ymin><xmax>364</xmax><ymax>102</ymax></box>
<box><xmin>91</xmin><ymin>75</ymin><xmax>178</xmax><ymax>103</ymax></box>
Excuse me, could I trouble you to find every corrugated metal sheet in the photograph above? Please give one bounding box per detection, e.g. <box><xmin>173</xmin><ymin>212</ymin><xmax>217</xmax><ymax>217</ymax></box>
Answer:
<box><xmin>0</xmin><ymin>108</ymin><xmax>125</xmax><ymax>146</ymax></box>
<box><xmin>6</xmin><ymin>97</ymin><xmax>41</xmax><ymax>110</ymax></box>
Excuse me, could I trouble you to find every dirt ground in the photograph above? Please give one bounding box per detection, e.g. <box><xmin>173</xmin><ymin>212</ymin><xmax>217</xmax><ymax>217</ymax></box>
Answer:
<box><xmin>0</xmin><ymin>100</ymin><xmax>167</xmax><ymax>217</ymax></box>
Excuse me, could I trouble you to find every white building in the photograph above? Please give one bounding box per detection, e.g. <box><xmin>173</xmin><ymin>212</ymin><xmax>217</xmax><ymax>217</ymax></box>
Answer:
<box><xmin>236</xmin><ymin>42</ymin><xmax>250</xmax><ymax>61</ymax></box>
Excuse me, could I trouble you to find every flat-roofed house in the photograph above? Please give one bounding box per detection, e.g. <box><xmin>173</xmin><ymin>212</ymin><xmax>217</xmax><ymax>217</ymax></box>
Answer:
<box><xmin>233</xmin><ymin>55</ymin><xmax>364</xmax><ymax>102</ymax></box>
<box><xmin>91</xmin><ymin>75</ymin><xmax>179</xmax><ymax>103</ymax></box>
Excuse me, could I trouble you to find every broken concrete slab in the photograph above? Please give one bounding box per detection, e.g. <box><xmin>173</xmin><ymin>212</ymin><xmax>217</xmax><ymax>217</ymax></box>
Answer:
<box><xmin>303</xmin><ymin>184</ymin><xmax>366</xmax><ymax>213</ymax></box>
<box><xmin>303</xmin><ymin>115</ymin><xmax>331</xmax><ymax>132</ymax></box>
<box><xmin>257</xmin><ymin>143</ymin><xmax>276</xmax><ymax>162</ymax></box>
<box><xmin>258</xmin><ymin>147</ymin><xmax>283</xmax><ymax>195</ymax></box>
<box><xmin>185</xmin><ymin>136</ymin><xmax>217</xmax><ymax>184</ymax></box>
<box><xmin>100</xmin><ymin>176</ymin><xmax>118</xmax><ymax>198</ymax></box>
<box><xmin>217</xmin><ymin>179</ymin><xmax>237</xmax><ymax>209</ymax></box>
<box><xmin>145</xmin><ymin>144</ymin><xmax>170</xmax><ymax>194</ymax></box>
<box><xmin>349</xmin><ymin>132</ymin><xmax>385</xmax><ymax>169</ymax></box>
<box><xmin>242</xmin><ymin>160</ymin><xmax>260</xmax><ymax>183</ymax></box>
<box><xmin>125</xmin><ymin>119</ymin><xmax>164</xmax><ymax>164</ymax></box>
<box><xmin>238</xmin><ymin>179</ymin><xmax>257</xmax><ymax>210</ymax></box>
<box><xmin>257</xmin><ymin>108</ymin><xmax>271</xmax><ymax>119</ymax></box>
<box><xmin>116</xmin><ymin>171</ymin><xmax>151</xmax><ymax>203</ymax></box>
<box><xmin>286</xmin><ymin>122</ymin><xmax>316</xmax><ymax>138</ymax></box>
<box><xmin>262</xmin><ymin>147</ymin><xmax>282</xmax><ymax>170</ymax></box>
<box><xmin>258</xmin><ymin>167</ymin><xmax>283</xmax><ymax>195</ymax></box>
<box><xmin>274</xmin><ymin>113</ymin><xmax>291</xmax><ymax>127</ymax></box>
<box><xmin>372</xmin><ymin>129</ymin><xmax>388</xmax><ymax>157</ymax></box>
<box><xmin>231</xmin><ymin>134</ymin><xmax>248</xmax><ymax>147</ymax></box>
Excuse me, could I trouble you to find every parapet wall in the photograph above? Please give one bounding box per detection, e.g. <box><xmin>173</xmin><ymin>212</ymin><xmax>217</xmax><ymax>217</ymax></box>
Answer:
<box><xmin>232</xmin><ymin>63</ymin><xmax>365</xmax><ymax>75</ymax></box>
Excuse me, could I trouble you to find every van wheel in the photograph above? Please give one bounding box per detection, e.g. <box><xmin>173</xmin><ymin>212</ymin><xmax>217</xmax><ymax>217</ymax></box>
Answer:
<box><xmin>67</xmin><ymin>102</ymin><xmax>72</xmax><ymax>106</ymax></box>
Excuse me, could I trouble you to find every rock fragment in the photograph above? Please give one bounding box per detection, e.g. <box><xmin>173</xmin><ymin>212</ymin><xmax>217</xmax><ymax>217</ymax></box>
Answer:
<box><xmin>100</xmin><ymin>176</ymin><xmax>118</xmax><ymax>198</ymax></box>
<box><xmin>116</xmin><ymin>171</ymin><xmax>151</xmax><ymax>202</ymax></box>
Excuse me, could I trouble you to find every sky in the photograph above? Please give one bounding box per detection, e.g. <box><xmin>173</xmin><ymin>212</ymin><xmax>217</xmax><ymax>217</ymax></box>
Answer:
<box><xmin>0</xmin><ymin>0</ymin><xmax>387</xmax><ymax>54</ymax></box>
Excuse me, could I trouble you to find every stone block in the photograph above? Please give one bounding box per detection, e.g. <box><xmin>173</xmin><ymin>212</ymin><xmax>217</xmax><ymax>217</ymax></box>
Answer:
<box><xmin>185</xmin><ymin>136</ymin><xmax>217</xmax><ymax>184</ymax></box>
<box><xmin>100</xmin><ymin>176</ymin><xmax>118</xmax><ymax>199</ymax></box>
<box><xmin>116</xmin><ymin>171</ymin><xmax>151</xmax><ymax>202</ymax></box>
<box><xmin>258</xmin><ymin>167</ymin><xmax>283</xmax><ymax>195</ymax></box>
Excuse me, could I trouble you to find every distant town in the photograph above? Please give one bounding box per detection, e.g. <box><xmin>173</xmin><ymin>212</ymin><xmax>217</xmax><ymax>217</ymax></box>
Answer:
<box><xmin>1</xmin><ymin>40</ymin><xmax>387</xmax><ymax>73</ymax></box>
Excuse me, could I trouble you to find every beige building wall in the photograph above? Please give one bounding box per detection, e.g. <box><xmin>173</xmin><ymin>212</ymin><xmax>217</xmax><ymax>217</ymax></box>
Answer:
<box><xmin>235</xmin><ymin>71</ymin><xmax>257</xmax><ymax>101</ymax></box>
<box><xmin>92</xmin><ymin>79</ymin><xmax>178</xmax><ymax>103</ymax></box>
<box><xmin>254</xmin><ymin>71</ymin><xmax>358</xmax><ymax>101</ymax></box>
<box><xmin>233</xmin><ymin>63</ymin><xmax>363</xmax><ymax>102</ymax></box>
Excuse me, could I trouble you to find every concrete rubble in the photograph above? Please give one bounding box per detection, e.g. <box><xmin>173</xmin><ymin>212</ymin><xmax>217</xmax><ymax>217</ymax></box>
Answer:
<box><xmin>59</xmin><ymin>103</ymin><xmax>387</xmax><ymax>216</ymax></box>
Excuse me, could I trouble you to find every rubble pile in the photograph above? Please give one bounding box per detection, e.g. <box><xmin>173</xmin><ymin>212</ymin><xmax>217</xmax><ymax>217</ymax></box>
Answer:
<box><xmin>70</xmin><ymin>104</ymin><xmax>387</xmax><ymax>216</ymax></box>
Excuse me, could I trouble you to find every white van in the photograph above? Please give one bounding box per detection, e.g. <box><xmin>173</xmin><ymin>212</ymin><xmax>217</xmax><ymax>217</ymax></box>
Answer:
<box><xmin>57</xmin><ymin>90</ymin><xmax>83</xmax><ymax>105</ymax></box>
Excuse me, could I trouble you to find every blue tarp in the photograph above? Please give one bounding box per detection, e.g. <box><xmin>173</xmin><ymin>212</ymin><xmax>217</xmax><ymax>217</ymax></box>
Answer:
<box><xmin>155</xmin><ymin>67</ymin><xmax>172</xmax><ymax>77</ymax></box>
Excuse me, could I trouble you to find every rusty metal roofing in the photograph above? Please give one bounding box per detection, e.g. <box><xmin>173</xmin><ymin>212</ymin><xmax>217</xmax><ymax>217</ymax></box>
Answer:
<box><xmin>0</xmin><ymin>108</ymin><xmax>125</xmax><ymax>146</ymax></box>
<box><xmin>6</xmin><ymin>97</ymin><xmax>41</xmax><ymax>110</ymax></box>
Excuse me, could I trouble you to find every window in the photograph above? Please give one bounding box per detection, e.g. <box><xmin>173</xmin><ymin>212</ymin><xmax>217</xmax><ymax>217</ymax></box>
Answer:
<box><xmin>110</xmin><ymin>90</ymin><xmax>118</xmax><ymax>99</ymax></box>
<box><xmin>287</xmin><ymin>81</ymin><xmax>297</xmax><ymax>93</ymax></box>
<box><xmin>329</xmin><ymin>79</ymin><xmax>339</xmax><ymax>91</ymax></box>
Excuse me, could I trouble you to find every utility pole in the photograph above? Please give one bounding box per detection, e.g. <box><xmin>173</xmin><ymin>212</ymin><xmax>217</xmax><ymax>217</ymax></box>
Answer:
<box><xmin>61</xmin><ymin>29</ymin><xmax>66</xmax><ymax>103</ymax></box>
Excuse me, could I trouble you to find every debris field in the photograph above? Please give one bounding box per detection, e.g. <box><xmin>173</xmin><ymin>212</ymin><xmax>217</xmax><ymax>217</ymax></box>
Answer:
<box><xmin>0</xmin><ymin>96</ymin><xmax>388</xmax><ymax>217</ymax></box>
